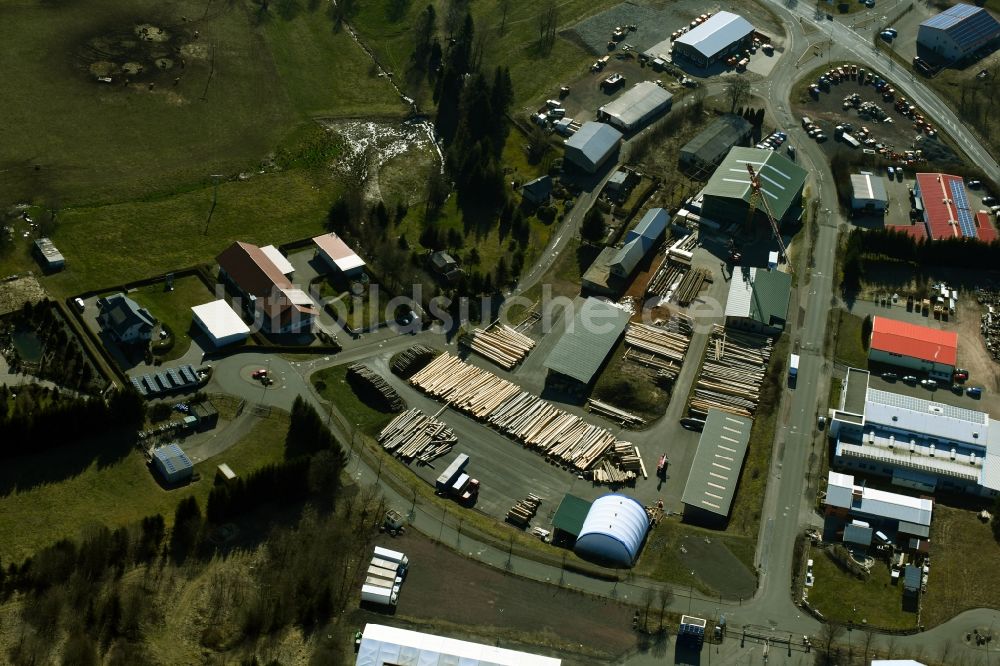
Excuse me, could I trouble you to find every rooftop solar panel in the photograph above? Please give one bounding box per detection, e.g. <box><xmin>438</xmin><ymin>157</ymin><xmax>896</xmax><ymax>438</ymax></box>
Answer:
<box><xmin>180</xmin><ymin>366</ymin><xmax>196</xmax><ymax>384</ymax></box>
<box><xmin>949</xmin><ymin>180</ymin><xmax>977</xmax><ymax>238</ymax></box>
<box><xmin>131</xmin><ymin>377</ymin><xmax>147</xmax><ymax>395</ymax></box>
<box><xmin>923</xmin><ymin>3</ymin><xmax>981</xmax><ymax>30</ymax></box>
<box><xmin>143</xmin><ymin>374</ymin><xmax>157</xmax><ymax>393</ymax></box>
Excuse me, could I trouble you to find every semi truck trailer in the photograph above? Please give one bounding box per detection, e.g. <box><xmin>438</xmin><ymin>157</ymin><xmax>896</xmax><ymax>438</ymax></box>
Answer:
<box><xmin>373</xmin><ymin>546</ymin><xmax>409</xmax><ymax>571</ymax></box>
<box><xmin>360</xmin><ymin>584</ymin><xmax>398</xmax><ymax>607</ymax></box>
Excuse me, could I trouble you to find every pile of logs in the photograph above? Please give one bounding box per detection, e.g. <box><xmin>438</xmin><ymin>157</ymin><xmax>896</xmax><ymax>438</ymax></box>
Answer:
<box><xmin>591</xmin><ymin>459</ymin><xmax>637</xmax><ymax>485</ymax></box>
<box><xmin>624</xmin><ymin>318</ymin><xmax>692</xmax><ymax>377</ymax></box>
<box><xmin>347</xmin><ymin>363</ymin><xmax>405</xmax><ymax>412</ymax></box>
<box><xmin>611</xmin><ymin>441</ymin><xmax>647</xmax><ymax>479</ymax></box>
<box><xmin>461</xmin><ymin>323</ymin><xmax>536</xmax><ymax>370</ymax></box>
<box><xmin>688</xmin><ymin>325</ymin><xmax>773</xmax><ymax>418</ymax></box>
<box><xmin>391</xmin><ymin>345</ymin><xmax>437</xmax><ymax>378</ymax></box>
<box><xmin>506</xmin><ymin>494</ymin><xmax>542</xmax><ymax>528</ymax></box>
<box><xmin>409</xmin><ymin>353</ymin><xmax>637</xmax><ymax>476</ymax></box>
<box><xmin>646</xmin><ymin>255</ymin><xmax>687</xmax><ymax>298</ymax></box>
<box><xmin>586</xmin><ymin>398</ymin><xmax>645</xmax><ymax>427</ymax></box>
<box><xmin>675</xmin><ymin>268</ymin><xmax>712</xmax><ymax>306</ymax></box>
<box><xmin>378</xmin><ymin>408</ymin><xmax>457</xmax><ymax>463</ymax></box>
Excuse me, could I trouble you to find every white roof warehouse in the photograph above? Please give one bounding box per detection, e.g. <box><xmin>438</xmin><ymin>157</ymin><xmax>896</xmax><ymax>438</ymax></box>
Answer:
<box><xmin>598</xmin><ymin>81</ymin><xmax>672</xmax><ymax>133</ymax></box>
<box><xmin>673</xmin><ymin>11</ymin><xmax>755</xmax><ymax>67</ymax></box>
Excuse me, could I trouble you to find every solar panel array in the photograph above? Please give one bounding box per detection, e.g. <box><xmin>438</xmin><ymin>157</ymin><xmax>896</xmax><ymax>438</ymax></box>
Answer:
<box><xmin>130</xmin><ymin>365</ymin><xmax>199</xmax><ymax>399</ymax></box>
<box><xmin>922</xmin><ymin>2</ymin><xmax>980</xmax><ymax>30</ymax></box>
<box><xmin>868</xmin><ymin>388</ymin><xmax>985</xmax><ymax>424</ymax></box>
<box><xmin>948</xmin><ymin>179</ymin><xmax>977</xmax><ymax>238</ymax></box>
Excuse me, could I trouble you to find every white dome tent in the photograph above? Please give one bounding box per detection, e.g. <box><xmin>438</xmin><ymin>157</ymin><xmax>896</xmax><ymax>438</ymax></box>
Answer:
<box><xmin>573</xmin><ymin>494</ymin><xmax>649</xmax><ymax>567</ymax></box>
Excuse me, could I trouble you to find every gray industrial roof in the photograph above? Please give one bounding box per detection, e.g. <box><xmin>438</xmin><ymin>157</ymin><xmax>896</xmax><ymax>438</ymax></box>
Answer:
<box><xmin>544</xmin><ymin>297</ymin><xmax>631</xmax><ymax>384</ymax></box>
<box><xmin>921</xmin><ymin>3</ymin><xmax>1000</xmax><ymax>48</ymax></box>
<box><xmin>598</xmin><ymin>81</ymin><xmax>672</xmax><ymax>130</ymax></box>
<box><xmin>610</xmin><ymin>238</ymin><xmax>646</xmax><ymax>275</ymax></box>
<box><xmin>681</xmin><ymin>409</ymin><xmax>753</xmax><ymax>518</ymax></box>
<box><xmin>153</xmin><ymin>443</ymin><xmax>193</xmax><ymax>475</ymax></box>
<box><xmin>724</xmin><ymin>267</ymin><xmax>791</xmax><ymax>329</ymax></box>
<box><xmin>33</xmin><ymin>238</ymin><xmax>65</xmax><ymax>265</ymax></box>
<box><xmin>674</xmin><ymin>11</ymin><xmax>755</xmax><ymax>59</ymax></box>
<box><xmin>627</xmin><ymin>208</ymin><xmax>668</xmax><ymax>244</ymax></box>
<box><xmin>843</xmin><ymin>367</ymin><xmax>870</xmax><ymax>415</ymax></box>
<box><xmin>851</xmin><ymin>173</ymin><xmax>888</xmax><ymax>203</ymax></box>
<box><xmin>681</xmin><ymin>114</ymin><xmax>753</xmax><ymax>164</ymax></box>
<box><xmin>703</xmin><ymin>147</ymin><xmax>807</xmax><ymax>221</ymax></box>
<box><xmin>564</xmin><ymin>122</ymin><xmax>623</xmax><ymax>168</ymax></box>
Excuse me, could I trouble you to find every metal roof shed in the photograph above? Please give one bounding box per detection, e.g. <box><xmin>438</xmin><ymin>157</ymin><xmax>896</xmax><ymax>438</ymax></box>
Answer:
<box><xmin>574</xmin><ymin>494</ymin><xmax>649</xmax><ymax>567</ymax></box>
<box><xmin>680</xmin><ymin>114</ymin><xmax>753</xmax><ymax>172</ymax></box>
<box><xmin>563</xmin><ymin>122</ymin><xmax>623</xmax><ymax>174</ymax></box>
<box><xmin>850</xmin><ymin>173</ymin><xmax>889</xmax><ymax>211</ymax></box>
<box><xmin>552</xmin><ymin>494</ymin><xmax>592</xmax><ymax>538</ymax></box>
<box><xmin>724</xmin><ymin>266</ymin><xmax>792</xmax><ymax>333</ymax></box>
<box><xmin>152</xmin><ymin>443</ymin><xmax>194</xmax><ymax>484</ymax></box>
<box><xmin>543</xmin><ymin>297</ymin><xmax>631</xmax><ymax>384</ymax></box>
<box><xmin>191</xmin><ymin>299</ymin><xmax>251</xmax><ymax>347</ymax></box>
<box><xmin>673</xmin><ymin>11</ymin><xmax>755</xmax><ymax>64</ymax></box>
<box><xmin>681</xmin><ymin>409</ymin><xmax>753</xmax><ymax>525</ymax></box>
<box><xmin>701</xmin><ymin>147</ymin><xmax>807</xmax><ymax>223</ymax></box>
<box><xmin>598</xmin><ymin>81</ymin><xmax>673</xmax><ymax>132</ymax></box>
<box><xmin>356</xmin><ymin>623</ymin><xmax>561</xmax><ymax>666</ymax></box>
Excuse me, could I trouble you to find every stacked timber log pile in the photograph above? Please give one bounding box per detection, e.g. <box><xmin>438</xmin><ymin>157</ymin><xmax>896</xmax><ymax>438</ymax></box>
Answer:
<box><xmin>592</xmin><ymin>459</ymin><xmax>636</xmax><ymax>485</ymax></box>
<box><xmin>688</xmin><ymin>325</ymin><xmax>773</xmax><ymax>418</ymax></box>
<box><xmin>674</xmin><ymin>268</ymin><xmax>712</xmax><ymax>306</ymax></box>
<box><xmin>586</xmin><ymin>399</ymin><xmax>645</xmax><ymax>427</ymax></box>
<box><xmin>623</xmin><ymin>316</ymin><xmax>692</xmax><ymax>380</ymax></box>
<box><xmin>460</xmin><ymin>324</ymin><xmax>536</xmax><ymax>370</ymax></box>
<box><xmin>378</xmin><ymin>408</ymin><xmax>457</xmax><ymax>463</ymax></box>
<box><xmin>347</xmin><ymin>363</ymin><xmax>405</xmax><ymax>412</ymax></box>
<box><xmin>646</xmin><ymin>254</ymin><xmax>687</xmax><ymax>298</ymax></box>
<box><xmin>391</xmin><ymin>345</ymin><xmax>437</xmax><ymax>378</ymax></box>
<box><xmin>408</xmin><ymin>353</ymin><xmax>635</xmax><ymax>477</ymax></box>
<box><xmin>506</xmin><ymin>494</ymin><xmax>542</xmax><ymax>527</ymax></box>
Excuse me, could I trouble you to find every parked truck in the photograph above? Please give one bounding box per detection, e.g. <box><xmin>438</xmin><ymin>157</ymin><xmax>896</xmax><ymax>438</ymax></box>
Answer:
<box><xmin>367</xmin><ymin>564</ymin><xmax>403</xmax><ymax>585</ymax></box>
<box><xmin>364</xmin><ymin>576</ymin><xmax>401</xmax><ymax>592</ymax></box>
<box><xmin>789</xmin><ymin>353</ymin><xmax>800</xmax><ymax>383</ymax></box>
<box><xmin>435</xmin><ymin>454</ymin><xmax>481</xmax><ymax>504</ymax></box>
<box><xmin>373</xmin><ymin>546</ymin><xmax>410</xmax><ymax>572</ymax></box>
<box><xmin>360</xmin><ymin>583</ymin><xmax>398</xmax><ymax>607</ymax></box>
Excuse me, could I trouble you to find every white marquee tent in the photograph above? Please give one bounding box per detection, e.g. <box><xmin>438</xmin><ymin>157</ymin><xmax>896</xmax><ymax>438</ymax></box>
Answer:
<box><xmin>355</xmin><ymin>624</ymin><xmax>561</xmax><ymax>666</ymax></box>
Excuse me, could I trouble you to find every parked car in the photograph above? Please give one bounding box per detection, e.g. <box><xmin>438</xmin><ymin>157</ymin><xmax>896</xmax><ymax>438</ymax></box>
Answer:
<box><xmin>982</xmin><ymin>196</ymin><xmax>997</xmax><ymax>206</ymax></box>
<box><xmin>882</xmin><ymin>372</ymin><xmax>898</xmax><ymax>381</ymax></box>
<box><xmin>73</xmin><ymin>297</ymin><xmax>86</xmax><ymax>312</ymax></box>
<box><xmin>967</xmin><ymin>387</ymin><xmax>983</xmax><ymax>398</ymax></box>
<box><xmin>902</xmin><ymin>375</ymin><xmax>918</xmax><ymax>384</ymax></box>
<box><xmin>969</xmin><ymin>180</ymin><xmax>983</xmax><ymax>189</ymax></box>
<box><xmin>920</xmin><ymin>378</ymin><xmax>938</xmax><ymax>389</ymax></box>
<box><xmin>887</xmin><ymin>166</ymin><xmax>895</xmax><ymax>177</ymax></box>
<box><xmin>251</xmin><ymin>368</ymin><xmax>268</xmax><ymax>379</ymax></box>
<box><xmin>818</xmin><ymin>415</ymin><xmax>827</xmax><ymax>430</ymax></box>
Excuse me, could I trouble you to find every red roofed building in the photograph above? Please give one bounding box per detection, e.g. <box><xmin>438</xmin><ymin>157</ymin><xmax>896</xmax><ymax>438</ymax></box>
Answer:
<box><xmin>868</xmin><ymin>315</ymin><xmax>958</xmax><ymax>380</ymax></box>
<box><xmin>216</xmin><ymin>241</ymin><xmax>317</xmax><ymax>334</ymax></box>
<box><xmin>976</xmin><ymin>211</ymin><xmax>997</xmax><ymax>243</ymax></box>
<box><xmin>889</xmin><ymin>224</ymin><xmax>927</xmax><ymax>241</ymax></box>
<box><xmin>913</xmin><ymin>172</ymin><xmax>989</xmax><ymax>241</ymax></box>
<box><xmin>313</xmin><ymin>233</ymin><xmax>366</xmax><ymax>277</ymax></box>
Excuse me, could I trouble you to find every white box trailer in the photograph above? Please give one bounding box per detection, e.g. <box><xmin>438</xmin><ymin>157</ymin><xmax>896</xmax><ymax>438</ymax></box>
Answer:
<box><xmin>371</xmin><ymin>557</ymin><xmax>401</xmax><ymax>574</ymax></box>
<box><xmin>361</xmin><ymin>584</ymin><xmax>398</xmax><ymax>607</ymax></box>
<box><xmin>789</xmin><ymin>353</ymin><xmax>800</xmax><ymax>379</ymax></box>
<box><xmin>373</xmin><ymin>546</ymin><xmax>409</xmax><ymax>569</ymax></box>
<box><xmin>368</xmin><ymin>564</ymin><xmax>403</xmax><ymax>584</ymax></box>
<box><xmin>365</xmin><ymin>576</ymin><xmax>401</xmax><ymax>591</ymax></box>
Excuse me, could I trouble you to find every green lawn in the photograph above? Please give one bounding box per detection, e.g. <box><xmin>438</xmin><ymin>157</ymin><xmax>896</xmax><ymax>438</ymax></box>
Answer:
<box><xmin>591</xmin><ymin>336</ymin><xmax>671</xmax><ymax>425</ymax></box>
<box><xmin>35</xmin><ymin>169</ymin><xmax>338</xmax><ymax>299</ymax></box>
<box><xmin>921</xmin><ymin>505</ymin><xmax>1000</xmax><ymax>627</ymax></box>
<box><xmin>311</xmin><ymin>364</ymin><xmax>397</xmax><ymax>437</ymax></box>
<box><xmin>130</xmin><ymin>275</ymin><xmax>219</xmax><ymax>362</ymax></box>
<box><xmin>829</xmin><ymin>377</ymin><xmax>843</xmax><ymax>409</ymax></box>
<box><xmin>834</xmin><ymin>310</ymin><xmax>869</xmax><ymax>369</ymax></box>
<box><xmin>807</xmin><ymin>549</ymin><xmax>918</xmax><ymax>630</ymax></box>
<box><xmin>0</xmin><ymin>413</ymin><xmax>289</xmax><ymax>564</ymax></box>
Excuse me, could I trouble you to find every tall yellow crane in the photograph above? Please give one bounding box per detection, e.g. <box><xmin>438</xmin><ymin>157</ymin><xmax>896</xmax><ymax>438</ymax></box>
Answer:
<box><xmin>745</xmin><ymin>162</ymin><xmax>789</xmax><ymax>265</ymax></box>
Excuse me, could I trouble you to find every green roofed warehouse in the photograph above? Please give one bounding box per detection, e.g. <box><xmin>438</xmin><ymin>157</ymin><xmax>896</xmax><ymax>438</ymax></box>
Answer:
<box><xmin>700</xmin><ymin>147</ymin><xmax>806</xmax><ymax>226</ymax></box>
<box><xmin>724</xmin><ymin>266</ymin><xmax>792</xmax><ymax>335</ymax></box>
<box><xmin>681</xmin><ymin>409</ymin><xmax>753</xmax><ymax>526</ymax></box>
<box><xmin>544</xmin><ymin>298</ymin><xmax>631</xmax><ymax>386</ymax></box>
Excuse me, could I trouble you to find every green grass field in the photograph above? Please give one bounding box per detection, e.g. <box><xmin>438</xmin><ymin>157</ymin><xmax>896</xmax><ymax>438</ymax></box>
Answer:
<box><xmin>834</xmin><ymin>310</ymin><xmax>869</xmax><ymax>369</ymax></box>
<box><xmin>130</xmin><ymin>275</ymin><xmax>218</xmax><ymax>361</ymax></box>
<box><xmin>807</xmin><ymin>550</ymin><xmax>917</xmax><ymax>630</ymax></box>
<box><xmin>311</xmin><ymin>364</ymin><xmax>397</xmax><ymax>437</ymax></box>
<box><xmin>0</xmin><ymin>413</ymin><xmax>289</xmax><ymax>563</ymax></box>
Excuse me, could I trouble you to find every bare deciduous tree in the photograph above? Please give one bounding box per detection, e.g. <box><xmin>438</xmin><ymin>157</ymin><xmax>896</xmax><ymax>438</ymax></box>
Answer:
<box><xmin>725</xmin><ymin>76</ymin><xmax>751</xmax><ymax>114</ymax></box>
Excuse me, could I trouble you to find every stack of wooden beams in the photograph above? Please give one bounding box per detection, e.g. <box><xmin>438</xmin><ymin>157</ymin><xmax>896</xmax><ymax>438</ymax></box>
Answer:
<box><xmin>391</xmin><ymin>345</ymin><xmax>438</xmax><ymax>378</ymax></box>
<box><xmin>378</xmin><ymin>408</ymin><xmax>457</xmax><ymax>463</ymax></box>
<box><xmin>586</xmin><ymin>399</ymin><xmax>645</xmax><ymax>427</ymax></box>
<box><xmin>408</xmin><ymin>353</ymin><xmax>632</xmax><ymax>473</ymax></box>
<box><xmin>688</xmin><ymin>325</ymin><xmax>773</xmax><ymax>417</ymax></box>
<box><xmin>347</xmin><ymin>363</ymin><xmax>405</xmax><ymax>412</ymax></box>
<box><xmin>505</xmin><ymin>494</ymin><xmax>542</xmax><ymax>527</ymax></box>
<box><xmin>646</xmin><ymin>255</ymin><xmax>687</xmax><ymax>298</ymax></box>
<box><xmin>460</xmin><ymin>324</ymin><xmax>536</xmax><ymax>370</ymax></box>
<box><xmin>675</xmin><ymin>268</ymin><xmax>712</xmax><ymax>306</ymax></box>
<box><xmin>591</xmin><ymin>459</ymin><xmax>637</xmax><ymax>485</ymax></box>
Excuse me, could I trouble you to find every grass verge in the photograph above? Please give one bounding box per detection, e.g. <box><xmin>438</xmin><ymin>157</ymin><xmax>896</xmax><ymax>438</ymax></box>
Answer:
<box><xmin>311</xmin><ymin>364</ymin><xmax>397</xmax><ymax>437</ymax></box>
<box><xmin>807</xmin><ymin>548</ymin><xmax>917</xmax><ymax>630</ymax></box>
<box><xmin>834</xmin><ymin>309</ymin><xmax>869</xmax><ymax>368</ymax></box>
<box><xmin>0</xmin><ymin>412</ymin><xmax>289</xmax><ymax>563</ymax></box>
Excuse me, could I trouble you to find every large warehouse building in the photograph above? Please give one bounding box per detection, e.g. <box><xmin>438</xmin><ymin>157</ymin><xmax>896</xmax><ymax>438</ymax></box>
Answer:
<box><xmin>918</xmin><ymin>3</ymin><xmax>1000</xmax><ymax>63</ymax></box>
<box><xmin>868</xmin><ymin>316</ymin><xmax>957</xmax><ymax>381</ymax></box>
<box><xmin>563</xmin><ymin>122</ymin><xmax>623</xmax><ymax>173</ymax></box>
<box><xmin>356</xmin><ymin>624</ymin><xmax>561</xmax><ymax>666</ymax></box>
<box><xmin>673</xmin><ymin>11</ymin><xmax>755</xmax><ymax>67</ymax></box>
<box><xmin>191</xmin><ymin>299</ymin><xmax>251</xmax><ymax>347</ymax></box>
<box><xmin>573</xmin><ymin>494</ymin><xmax>649</xmax><ymax>567</ymax></box>
<box><xmin>824</xmin><ymin>471</ymin><xmax>934</xmax><ymax>548</ymax></box>
<box><xmin>724</xmin><ymin>266</ymin><xmax>792</xmax><ymax>335</ymax></box>
<box><xmin>679</xmin><ymin>113</ymin><xmax>753</xmax><ymax>177</ymax></box>
<box><xmin>681</xmin><ymin>409</ymin><xmax>753</xmax><ymax>526</ymax></box>
<box><xmin>851</xmin><ymin>172</ymin><xmax>888</xmax><ymax>213</ymax></box>
<box><xmin>544</xmin><ymin>297</ymin><xmax>631</xmax><ymax>386</ymax></box>
<box><xmin>701</xmin><ymin>147</ymin><xmax>807</xmax><ymax>225</ymax></box>
<box><xmin>912</xmin><ymin>172</ymin><xmax>995</xmax><ymax>240</ymax></box>
<box><xmin>598</xmin><ymin>81</ymin><xmax>672</xmax><ymax>133</ymax></box>
<box><xmin>829</xmin><ymin>368</ymin><xmax>1000</xmax><ymax>497</ymax></box>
